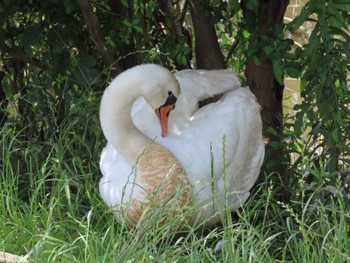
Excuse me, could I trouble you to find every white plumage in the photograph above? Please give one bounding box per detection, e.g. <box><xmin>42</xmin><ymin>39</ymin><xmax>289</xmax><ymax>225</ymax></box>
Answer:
<box><xmin>99</xmin><ymin>64</ymin><xmax>265</xmax><ymax>228</ymax></box>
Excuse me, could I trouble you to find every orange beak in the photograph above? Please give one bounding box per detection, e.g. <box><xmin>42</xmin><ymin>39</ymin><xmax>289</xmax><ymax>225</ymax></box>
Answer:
<box><xmin>155</xmin><ymin>92</ymin><xmax>177</xmax><ymax>137</ymax></box>
<box><xmin>156</xmin><ymin>104</ymin><xmax>175</xmax><ymax>137</ymax></box>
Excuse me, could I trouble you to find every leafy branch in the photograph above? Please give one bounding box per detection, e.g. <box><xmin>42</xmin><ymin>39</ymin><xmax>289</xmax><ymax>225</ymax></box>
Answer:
<box><xmin>77</xmin><ymin>0</ymin><xmax>122</xmax><ymax>76</ymax></box>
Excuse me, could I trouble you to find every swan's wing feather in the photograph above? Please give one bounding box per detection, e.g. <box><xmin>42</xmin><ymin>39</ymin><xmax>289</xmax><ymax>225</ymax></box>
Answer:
<box><xmin>155</xmin><ymin>88</ymin><xmax>264</xmax><ymax>225</ymax></box>
<box><xmin>174</xmin><ymin>69</ymin><xmax>242</xmax><ymax>100</ymax></box>
<box><xmin>172</xmin><ymin>69</ymin><xmax>243</xmax><ymax>124</ymax></box>
<box><xmin>99</xmin><ymin>143</ymin><xmax>140</xmax><ymax>207</ymax></box>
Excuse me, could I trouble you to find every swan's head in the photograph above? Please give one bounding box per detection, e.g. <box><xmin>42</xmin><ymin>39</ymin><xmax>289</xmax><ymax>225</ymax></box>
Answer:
<box><xmin>139</xmin><ymin>65</ymin><xmax>180</xmax><ymax>104</ymax></box>
<box><xmin>137</xmin><ymin>64</ymin><xmax>180</xmax><ymax>137</ymax></box>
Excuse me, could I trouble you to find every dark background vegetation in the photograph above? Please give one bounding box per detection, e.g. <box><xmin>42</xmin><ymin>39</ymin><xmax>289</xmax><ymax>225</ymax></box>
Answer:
<box><xmin>1</xmin><ymin>0</ymin><xmax>349</xmax><ymax>200</ymax></box>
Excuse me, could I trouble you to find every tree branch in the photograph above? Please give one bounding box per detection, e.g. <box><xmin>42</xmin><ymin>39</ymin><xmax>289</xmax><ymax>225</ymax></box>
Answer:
<box><xmin>225</xmin><ymin>39</ymin><xmax>239</xmax><ymax>64</ymax></box>
<box><xmin>77</xmin><ymin>0</ymin><xmax>122</xmax><ymax>77</ymax></box>
<box><xmin>189</xmin><ymin>0</ymin><xmax>225</xmax><ymax>69</ymax></box>
<box><xmin>179</xmin><ymin>0</ymin><xmax>189</xmax><ymax>25</ymax></box>
<box><xmin>6</xmin><ymin>53</ymin><xmax>48</xmax><ymax>70</ymax></box>
<box><xmin>165</xmin><ymin>0</ymin><xmax>183</xmax><ymax>38</ymax></box>
<box><xmin>158</xmin><ymin>0</ymin><xmax>192</xmax><ymax>69</ymax></box>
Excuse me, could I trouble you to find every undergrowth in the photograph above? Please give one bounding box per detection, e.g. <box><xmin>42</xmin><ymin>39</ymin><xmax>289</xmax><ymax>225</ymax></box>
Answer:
<box><xmin>0</xmin><ymin>92</ymin><xmax>349</xmax><ymax>262</ymax></box>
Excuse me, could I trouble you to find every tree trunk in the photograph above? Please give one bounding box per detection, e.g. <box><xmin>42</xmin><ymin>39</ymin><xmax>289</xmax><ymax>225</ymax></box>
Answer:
<box><xmin>245</xmin><ymin>58</ymin><xmax>284</xmax><ymax>136</ymax></box>
<box><xmin>189</xmin><ymin>0</ymin><xmax>225</xmax><ymax>69</ymax></box>
<box><xmin>241</xmin><ymin>0</ymin><xmax>290</xmax><ymax>202</ymax></box>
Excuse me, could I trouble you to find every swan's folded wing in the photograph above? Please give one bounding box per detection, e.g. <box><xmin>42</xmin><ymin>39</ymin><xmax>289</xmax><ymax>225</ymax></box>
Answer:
<box><xmin>174</xmin><ymin>69</ymin><xmax>242</xmax><ymax>100</ymax></box>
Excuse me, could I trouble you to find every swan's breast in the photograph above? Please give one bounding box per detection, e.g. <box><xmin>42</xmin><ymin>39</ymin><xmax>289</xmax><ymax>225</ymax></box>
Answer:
<box><xmin>122</xmin><ymin>143</ymin><xmax>195</xmax><ymax>228</ymax></box>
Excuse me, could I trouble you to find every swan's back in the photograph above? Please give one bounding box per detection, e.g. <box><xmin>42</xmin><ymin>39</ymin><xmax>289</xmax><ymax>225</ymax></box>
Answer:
<box><xmin>173</xmin><ymin>69</ymin><xmax>242</xmax><ymax>117</ymax></box>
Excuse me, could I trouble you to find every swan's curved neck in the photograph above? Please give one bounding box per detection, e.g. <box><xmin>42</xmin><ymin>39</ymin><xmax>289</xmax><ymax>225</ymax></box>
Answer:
<box><xmin>100</xmin><ymin>81</ymin><xmax>153</xmax><ymax>164</ymax></box>
<box><xmin>100</xmin><ymin>67</ymin><xmax>194</xmax><ymax>227</ymax></box>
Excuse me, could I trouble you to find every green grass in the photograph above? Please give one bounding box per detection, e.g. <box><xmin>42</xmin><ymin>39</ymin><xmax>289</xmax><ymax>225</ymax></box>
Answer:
<box><xmin>1</xmin><ymin>97</ymin><xmax>349</xmax><ymax>262</ymax></box>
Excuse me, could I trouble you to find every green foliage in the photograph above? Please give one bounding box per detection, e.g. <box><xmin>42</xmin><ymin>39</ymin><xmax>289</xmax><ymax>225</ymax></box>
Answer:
<box><xmin>0</xmin><ymin>0</ymin><xmax>105</xmax><ymax>142</ymax></box>
<box><xmin>237</xmin><ymin>0</ymin><xmax>349</xmax><ymax>184</ymax></box>
<box><xmin>99</xmin><ymin>0</ymin><xmax>192</xmax><ymax>67</ymax></box>
<box><xmin>0</xmin><ymin>0</ymin><xmax>192</xmax><ymax>138</ymax></box>
<box><xmin>207</xmin><ymin>1</ymin><xmax>247</xmax><ymax>72</ymax></box>
<box><xmin>239</xmin><ymin>15</ymin><xmax>297</xmax><ymax>84</ymax></box>
<box><xmin>287</xmin><ymin>0</ymin><xmax>350</xmax><ymax>173</ymax></box>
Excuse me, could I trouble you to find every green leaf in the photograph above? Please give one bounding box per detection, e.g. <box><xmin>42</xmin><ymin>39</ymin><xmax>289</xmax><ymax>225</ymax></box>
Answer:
<box><xmin>181</xmin><ymin>55</ymin><xmax>187</xmax><ymax>65</ymax></box>
<box><xmin>305</xmin><ymin>29</ymin><xmax>320</xmax><ymax>58</ymax></box>
<box><xmin>273</xmin><ymin>59</ymin><xmax>283</xmax><ymax>84</ymax></box>
<box><xmin>122</xmin><ymin>19</ymin><xmax>132</xmax><ymax>27</ymax></box>
<box><xmin>247</xmin><ymin>41</ymin><xmax>261</xmax><ymax>56</ymax></box>
<box><xmin>287</xmin><ymin>2</ymin><xmax>314</xmax><ymax>32</ymax></box>
<box><xmin>267</xmin><ymin>127</ymin><xmax>278</xmax><ymax>136</ymax></box>
<box><xmin>283</xmin><ymin>53</ymin><xmax>297</xmax><ymax>60</ymax></box>
<box><xmin>246</xmin><ymin>0</ymin><xmax>259</xmax><ymax>11</ymax></box>
<box><xmin>252</xmin><ymin>55</ymin><xmax>260</xmax><ymax>65</ymax></box>
<box><xmin>335</xmin><ymin>79</ymin><xmax>341</xmax><ymax>88</ymax></box>
<box><xmin>133</xmin><ymin>25</ymin><xmax>143</xmax><ymax>33</ymax></box>
<box><xmin>285</xmin><ymin>67</ymin><xmax>301</xmax><ymax>78</ymax></box>
<box><xmin>331</xmin><ymin>129</ymin><xmax>340</xmax><ymax>143</ymax></box>
<box><xmin>120</xmin><ymin>0</ymin><xmax>129</xmax><ymax>8</ymax></box>
<box><xmin>221</xmin><ymin>34</ymin><xmax>231</xmax><ymax>45</ymax></box>
<box><xmin>262</xmin><ymin>45</ymin><xmax>274</xmax><ymax>55</ymax></box>
<box><xmin>294</xmin><ymin>111</ymin><xmax>305</xmax><ymax>136</ymax></box>
<box><xmin>242</xmin><ymin>29</ymin><xmax>250</xmax><ymax>39</ymax></box>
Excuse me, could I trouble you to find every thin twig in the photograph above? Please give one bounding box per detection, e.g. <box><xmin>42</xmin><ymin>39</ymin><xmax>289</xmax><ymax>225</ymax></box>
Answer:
<box><xmin>225</xmin><ymin>39</ymin><xmax>239</xmax><ymax>64</ymax></box>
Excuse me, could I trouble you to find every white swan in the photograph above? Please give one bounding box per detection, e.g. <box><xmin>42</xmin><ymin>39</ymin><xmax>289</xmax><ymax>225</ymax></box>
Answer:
<box><xmin>99</xmin><ymin>64</ymin><xmax>265</xmax><ymax>228</ymax></box>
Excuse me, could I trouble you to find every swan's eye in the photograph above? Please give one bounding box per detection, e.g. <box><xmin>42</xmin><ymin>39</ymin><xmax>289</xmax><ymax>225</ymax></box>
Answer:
<box><xmin>160</xmin><ymin>91</ymin><xmax>177</xmax><ymax>109</ymax></box>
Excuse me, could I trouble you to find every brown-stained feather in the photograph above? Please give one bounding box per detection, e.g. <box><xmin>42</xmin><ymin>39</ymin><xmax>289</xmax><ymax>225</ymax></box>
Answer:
<box><xmin>121</xmin><ymin>143</ymin><xmax>194</xmax><ymax>228</ymax></box>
